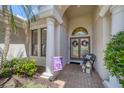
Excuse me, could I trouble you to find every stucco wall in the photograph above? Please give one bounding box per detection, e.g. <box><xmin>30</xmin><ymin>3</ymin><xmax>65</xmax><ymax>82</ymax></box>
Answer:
<box><xmin>93</xmin><ymin>16</ymin><xmax>107</xmax><ymax>80</ymax></box>
<box><xmin>55</xmin><ymin>14</ymin><xmax>69</xmax><ymax>66</ymax></box>
<box><xmin>68</xmin><ymin>14</ymin><xmax>93</xmax><ymax>37</ymax></box>
<box><xmin>92</xmin><ymin>7</ymin><xmax>111</xmax><ymax>80</ymax></box>
<box><xmin>31</xmin><ymin>56</ymin><xmax>46</xmax><ymax>66</ymax></box>
<box><xmin>59</xmin><ymin>25</ymin><xmax>68</xmax><ymax>66</ymax></box>
<box><xmin>111</xmin><ymin>6</ymin><xmax>124</xmax><ymax>35</ymax></box>
<box><xmin>0</xmin><ymin>21</ymin><xmax>29</xmax><ymax>60</ymax></box>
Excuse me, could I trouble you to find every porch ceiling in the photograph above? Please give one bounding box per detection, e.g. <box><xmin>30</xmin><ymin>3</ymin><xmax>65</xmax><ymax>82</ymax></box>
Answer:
<box><xmin>64</xmin><ymin>5</ymin><xmax>96</xmax><ymax>18</ymax></box>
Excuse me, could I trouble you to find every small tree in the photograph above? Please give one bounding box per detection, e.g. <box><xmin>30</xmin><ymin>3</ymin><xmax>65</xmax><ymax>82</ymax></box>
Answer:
<box><xmin>104</xmin><ymin>31</ymin><xmax>124</xmax><ymax>87</ymax></box>
<box><xmin>0</xmin><ymin>5</ymin><xmax>36</xmax><ymax>68</ymax></box>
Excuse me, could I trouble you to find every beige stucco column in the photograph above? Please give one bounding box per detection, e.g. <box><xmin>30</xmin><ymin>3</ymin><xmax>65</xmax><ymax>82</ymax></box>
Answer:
<box><xmin>101</xmin><ymin>15</ymin><xmax>111</xmax><ymax>80</ymax></box>
<box><xmin>55</xmin><ymin>24</ymin><xmax>61</xmax><ymax>56</ymax></box>
<box><xmin>102</xmin><ymin>15</ymin><xmax>111</xmax><ymax>48</ymax></box>
<box><xmin>42</xmin><ymin>17</ymin><xmax>55</xmax><ymax>78</ymax></box>
<box><xmin>111</xmin><ymin>6</ymin><xmax>124</xmax><ymax>35</ymax></box>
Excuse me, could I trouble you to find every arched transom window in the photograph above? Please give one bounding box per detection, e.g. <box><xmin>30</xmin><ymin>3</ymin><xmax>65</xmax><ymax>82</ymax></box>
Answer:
<box><xmin>72</xmin><ymin>27</ymin><xmax>88</xmax><ymax>36</ymax></box>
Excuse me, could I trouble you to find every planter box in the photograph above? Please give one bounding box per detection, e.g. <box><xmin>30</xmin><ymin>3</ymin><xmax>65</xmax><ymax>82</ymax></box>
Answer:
<box><xmin>103</xmin><ymin>75</ymin><xmax>122</xmax><ymax>88</ymax></box>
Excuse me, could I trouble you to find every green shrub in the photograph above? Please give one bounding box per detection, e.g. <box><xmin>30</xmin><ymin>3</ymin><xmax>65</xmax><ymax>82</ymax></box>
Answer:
<box><xmin>1</xmin><ymin>58</ymin><xmax>37</xmax><ymax>78</ymax></box>
<box><xmin>104</xmin><ymin>31</ymin><xmax>124</xmax><ymax>87</ymax></box>
<box><xmin>11</xmin><ymin>58</ymin><xmax>37</xmax><ymax>76</ymax></box>
<box><xmin>0</xmin><ymin>67</ymin><xmax>12</xmax><ymax>78</ymax></box>
<box><xmin>3</xmin><ymin>60</ymin><xmax>17</xmax><ymax>73</ymax></box>
<box><xmin>18</xmin><ymin>58</ymin><xmax>36</xmax><ymax>76</ymax></box>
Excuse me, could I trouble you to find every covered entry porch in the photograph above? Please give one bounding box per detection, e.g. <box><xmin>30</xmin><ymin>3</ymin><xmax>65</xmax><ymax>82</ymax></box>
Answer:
<box><xmin>34</xmin><ymin>64</ymin><xmax>104</xmax><ymax>88</ymax></box>
<box><xmin>30</xmin><ymin>5</ymin><xmax>110</xmax><ymax>80</ymax></box>
<box><xmin>30</xmin><ymin>5</ymin><xmax>124</xmax><ymax>83</ymax></box>
<box><xmin>54</xmin><ymin>64</ymin><xmax>104</xmax><ymax>88</ymax></box>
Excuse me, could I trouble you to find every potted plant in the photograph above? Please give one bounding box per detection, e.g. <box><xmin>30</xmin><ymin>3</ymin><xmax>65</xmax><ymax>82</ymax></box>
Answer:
<box><xmin>104</xmin><ymin>31</ymin><xmax>124</xmax><ymax>88</ymax></box>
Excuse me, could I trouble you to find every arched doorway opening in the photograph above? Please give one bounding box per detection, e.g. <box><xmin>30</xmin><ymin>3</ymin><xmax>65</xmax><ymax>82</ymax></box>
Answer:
<box><xmin>61</xmin><ymin>5</ymin><xmax>112</xmax><ymax>81</ymax></box>
<box><xmin>70</xmin><ymin>27</ymin><xmax>90</xmax><ymax>60</ymax></box>
<box><xmin>62</xmin><ymin>5</ymin><xmax>96</xmax><ymax>64</ymax></box>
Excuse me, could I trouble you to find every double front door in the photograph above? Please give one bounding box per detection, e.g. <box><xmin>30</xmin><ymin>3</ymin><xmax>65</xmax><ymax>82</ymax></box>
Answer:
<box><xmin>70</xmin><ymin>37</ymin><xmax>90</xmax><ymax>60</ymax></box>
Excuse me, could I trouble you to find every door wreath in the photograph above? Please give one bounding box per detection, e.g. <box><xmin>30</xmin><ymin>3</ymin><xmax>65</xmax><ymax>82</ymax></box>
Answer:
<box><xmin>72</xmin><ymin>40</ymin><xmax>78</xmax><ymax>47</ymax></box>
<box><xmin>81</xmin><ymin>40</ymin><xmax>88</xmax><ymax>46</ymax></box>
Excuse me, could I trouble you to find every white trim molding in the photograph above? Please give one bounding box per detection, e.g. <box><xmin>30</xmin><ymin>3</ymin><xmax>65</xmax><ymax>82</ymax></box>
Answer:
<box><xmin>110</xmin><ymin>5</ymin><xmax>124</xmax><ymax>35</ymax></box>
<box><xmin>99</xmin><ymin>5</ymin><xmax>111</xmax><ymax>17</ymax></box>
<box><xmin>36</xmin><ymin>5</ymin><xmax>63</xmax><ymax>24</ymax></box>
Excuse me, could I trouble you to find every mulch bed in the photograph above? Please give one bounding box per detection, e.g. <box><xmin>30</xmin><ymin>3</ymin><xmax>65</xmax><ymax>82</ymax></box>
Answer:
<box><xmin>0</xmin><ymin>66</ymin><xmax>59</xmax><ymax>88</ymax></box>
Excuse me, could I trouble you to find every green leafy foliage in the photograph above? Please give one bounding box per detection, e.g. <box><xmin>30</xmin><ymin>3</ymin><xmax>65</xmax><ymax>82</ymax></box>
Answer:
<box><xmin>0</xmin><ymin>60</ymin><xmax>13</xmax><ymax>78</ymax></box>
<box><xmin>119</xmin><ymin>79</ymin><xmax>124</xmax><ymax>87</ymax></box>
<box><xmin>104</xmin><ymin>31</ymin><xmax>124</xmax><ymax>87</ymax></box>
<box><xmin>0</xmin><ymin>67</ymin><xmax>12</xmax><ymax>78</ymax></box>
<box><xmin>0</xmin><ymin>58</ymin><xmax>37</xmax><ymax>78</ymax></box>
<box><xmin>13</xmin><ymin>58</ymin><xmax>37</xmax><ymax>76</ymax></box>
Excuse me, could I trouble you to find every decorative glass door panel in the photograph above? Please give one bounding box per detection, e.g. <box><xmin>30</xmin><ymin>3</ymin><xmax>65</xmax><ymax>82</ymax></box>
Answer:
<box><xmin>80</xmin><ymin>38</ymin><xmax>89</xmax><ymax>58</ymax></box>
<box><xmin>70</xmin><ymin>38</ymin><xmax>79</xmax><ymax>59</ymax></box>
<box><xmin>70</xmin><ymin>37</ymin><xmax>90</xmax><ymax>60</ymax></box>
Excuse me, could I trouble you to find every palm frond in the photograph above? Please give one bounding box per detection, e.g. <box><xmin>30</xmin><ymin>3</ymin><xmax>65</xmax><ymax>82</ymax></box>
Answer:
<box><xmin>9</xmin><ymin>6</ymin><xmax>17</xmax><ymax>33</ymax></box>
<box><xmin>22</xmin><ymin>5</ymin><xmax>36</xmax><ymax>22</ymax></box>
<box><xmin>21</xmin><ymin>5</ymin><xmax>37</xmax><ymax>32</ymax></box>
<box><xmin>27</xmin><ymin>6</ymin><xmax>36</xmax><ymax>22</ymax></box>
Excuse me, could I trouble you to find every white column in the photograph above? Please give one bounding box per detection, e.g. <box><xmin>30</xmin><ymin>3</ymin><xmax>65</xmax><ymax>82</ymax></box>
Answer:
<box><xmin>42</xmin><ymin>17</ymin><xmax>55</xmax><ymax>78</ymax></box>
<box><xmin>102</xmin><ymin>15</ymin><xmax>111</xmax><ymax>49</ymax></box>
<box><xmin>111</xmin><ymin>6</ymin><xmax>124</xmax><ymax>35</ymax></box>
<box><xmin>101</xmin><ymin>15</ymin><xmax>111</xmax><ymax>80</ymax></box>
<box><xmin>55</xmin><ymin>24</ymin><xmax>61</xmax><ymax>56</ymax></box>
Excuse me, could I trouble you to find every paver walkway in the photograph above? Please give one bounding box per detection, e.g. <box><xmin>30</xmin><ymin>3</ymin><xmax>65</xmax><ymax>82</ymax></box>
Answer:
<box><xmin>54</xmin><ymin>64</ymin><xmax>104</xmax><ymax>88</ymax></box>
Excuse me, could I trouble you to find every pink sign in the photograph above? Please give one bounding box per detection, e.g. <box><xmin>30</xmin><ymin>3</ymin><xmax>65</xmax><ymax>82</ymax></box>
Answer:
<box><xmin>53</xmin><ymin>56</ymin><xmax>63</xmax><ymax>72</ymax></box>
